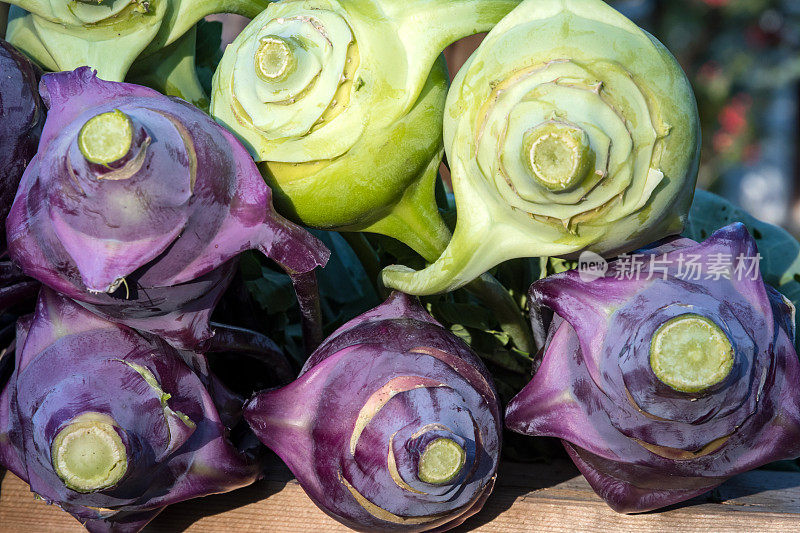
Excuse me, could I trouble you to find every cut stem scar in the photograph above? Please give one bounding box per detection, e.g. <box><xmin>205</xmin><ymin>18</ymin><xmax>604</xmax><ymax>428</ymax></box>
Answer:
<box><xmin>255</xmin><ymin>36</ymin><xmax>296</xmax><ymax>81</ymax></box>
<box><xmin>51</xmin><ymin>412</ymin><xmax>128</xmax><ymax>493</ymax></box>
<box><xmin>524</xmin><ymin>121</ymin><xmax>595</xmax><ymax>192</ymax></box>
<box><xmin>650</xmin><ymin>314</ymin><xmax>734</xmax><ymax>393</ymax></box>
<box><xmin>418</xmin><ymin>437</ymin><xmax>466</xmax><ymax>485</ymax></box>
<box><xmin>78</xmin><ymin>109</ymin><xmax>134</xmax><ymax>166</ymax></box>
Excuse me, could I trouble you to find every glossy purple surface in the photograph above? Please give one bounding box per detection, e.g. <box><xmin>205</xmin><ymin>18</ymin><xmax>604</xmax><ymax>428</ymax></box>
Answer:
<box><xmin>0</xmin><ymin>39</ymin><xmax>44</xmax><ymax>248</ymax></box>
<box><xmin>6</xmin><ymin>68</ymin><xmax>329</xmax><ymax>349</ymax></box>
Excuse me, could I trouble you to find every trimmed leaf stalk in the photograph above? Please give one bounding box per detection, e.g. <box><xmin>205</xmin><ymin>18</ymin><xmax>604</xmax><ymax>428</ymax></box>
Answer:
<box><xmin>203</xmin><ymin>322</ymin><xmax>294</xmax><ymax>385</ymax></box>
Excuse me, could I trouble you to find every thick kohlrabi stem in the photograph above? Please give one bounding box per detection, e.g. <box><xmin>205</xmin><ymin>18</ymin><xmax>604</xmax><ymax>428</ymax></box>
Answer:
<box><xmin>51</xmin><ymin>412</ymin><xmax>128</xmax><ymax>493</ymax></box>
<box><xmin>205</xmin><ymin>323</ymin><xmax>294</xmax><ymax>383</ymax></box>
<box><xmin>650</xmin><ymin>314</ymin><xmax>734</xmax><ymax>393</ymax></box>
<box><xmin>389</xmin><ymin>0</ymin><xmax>523</xmax><ymax>113</ymax></box>
<box><xmin>244</xmin><ymin>384</ymin><xmax>314</xmax><ymax>479</ymax></box>
<box><xmin>372</xmin><ymin>208</ymin><xmax>533</xmax><ymax>352</ymax></box>
<box><xmin>151</xmin><ymin>0</ymin><xmax>274</xmax><ymax>54</ymax></box>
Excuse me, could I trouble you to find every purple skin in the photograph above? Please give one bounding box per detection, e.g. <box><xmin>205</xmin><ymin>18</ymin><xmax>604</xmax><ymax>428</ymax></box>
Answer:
<box><xmin>506</xmin><ymin>223</ymin><xmax>800</xmax><ymax>513</ymax></box>
<box><xmin>244</xmin><ymin>292</ymin><xmax>502</xmax><ymax>532</ymax></box>
<box><xmin>6</xmin><ymin>68</ymin><xmax>330</xmax><ymax>350</ymax></box>
<box><xmin>0</xmin><ymin>288</ymin><xmax>264</xmax><ymax>533</ymax></box>
<box><xmin>0</xmin><ymin>39</ymin><xmax>44</xmax><ymax>249</ymax></box>
<box><xmin>0</xmin><ymin>39</ymin><xmax>45</xmax><ymax>311</ymax></box>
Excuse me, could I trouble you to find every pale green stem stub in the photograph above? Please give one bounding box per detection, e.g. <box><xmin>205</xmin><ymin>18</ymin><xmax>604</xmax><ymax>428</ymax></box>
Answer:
<box><xmin>51</xmin><ymin>412</ymin><xmax>128</xmax><ymax>493</ymax></box>
<box><xmin>255</xmin><ymin>36</ymin><xmax>296</xmax><ymax>82</ymax></box>
<box><xmin>78</xmin><ymin>109</ymin><xmax>134</xmax><ymax>166</ymax></box>
<box><xmin>417</xmin><ymin>437</ymin><xmax>466</xmax><ymax>485</ymax></box>
<box><xmin>523</xmin><ymin>121</ymin><xmax>595</xmax><ymax>192</ymax></box>
<box><xmin>650</xmin><ymin>314</ymin><xmax>735</xmax><ymax>394</ymax></box>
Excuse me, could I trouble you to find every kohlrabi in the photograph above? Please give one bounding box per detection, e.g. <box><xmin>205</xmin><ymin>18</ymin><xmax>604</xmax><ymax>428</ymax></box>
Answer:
<box><xmin>211</xmin><ymin>0</ymin><xmax>521</xmax><ymax>261</ymax></box>
<box><xmin>211</xmin><ymin>0</ymin><xmax>535</xmax><ymax>353</ymax></box>
<box><xmin>6</xmin><ymin>68</ymin><xmax>330</xmax><ymax>351</ymax></box>
<box><xmin>4</xmin><ymin>1</ymin><xmax>270</xmax><ymax>85</ymax></box>
<box><xmin>0</xmin><ymin>38</ymin><xmax>44</xmax><ymax>248</ymax></box>
<box><xmin>506</xmin><ymin>224</ymin><xmax>800</xmax><ymax>513</ymax></box>
<box><xmin>382</xmin><ymin>0</ymin><xmax>701</xmax><ymax>295</ymax></box>
<box><xmin>245</xmin><ymin>292</ymin><xmax>502</xmax><ymax>531</ymax></box>
<box><xmin>0</xmin><ymin>288</ymin><xmax>266</xmax><ymax>532</ymax></box>
<box><xmin>0</xmin><ymin>38</ymin><xmax>44</xmax><ymax>315</ymax></box>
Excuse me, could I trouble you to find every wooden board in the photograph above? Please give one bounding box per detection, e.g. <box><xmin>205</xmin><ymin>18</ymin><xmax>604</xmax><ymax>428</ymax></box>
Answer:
<box><xmin>2</xmin><ymin>460</ymin><xmax>799</xmax><ymax>532</ymax></box>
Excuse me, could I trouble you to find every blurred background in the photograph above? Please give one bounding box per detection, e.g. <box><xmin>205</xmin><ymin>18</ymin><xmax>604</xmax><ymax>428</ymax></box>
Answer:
<box><xmin>211</xmin><ymin>0</ymin><xmax>800</xmax><ymax>235</ymax></box>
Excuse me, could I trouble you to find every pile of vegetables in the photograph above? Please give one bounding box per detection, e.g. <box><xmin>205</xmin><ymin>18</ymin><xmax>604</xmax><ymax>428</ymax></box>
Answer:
<box><xmin>0</xmin><ymin>0</ymin><xmax>798</xmax><ymax>531</ymax></box>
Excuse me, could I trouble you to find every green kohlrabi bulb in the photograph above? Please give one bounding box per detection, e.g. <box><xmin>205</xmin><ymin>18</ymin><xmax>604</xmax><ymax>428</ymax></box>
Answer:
<box><xmin>382</xmin><ymin>0</ymin><xmax>701</xmax><ymax>295</ymax></box>
<box><xmin>211</xmin><ymin>0</ymin><xmax>523</xmax><ymax>262</ymax></box>
<box><xmin>4</xmin><ymin>0</ymin><xmax>270</xmax><ymax>90</ymax></box>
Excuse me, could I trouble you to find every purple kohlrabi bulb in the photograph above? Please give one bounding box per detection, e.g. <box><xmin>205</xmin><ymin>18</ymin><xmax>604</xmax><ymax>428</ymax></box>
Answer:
<box><xmin>6</xmin><ymin>68</ymin><xmax>330</xmax><ymax>350</ymax></box>
<box><xmin>0</xmin><ymin>288</ymin><xmax>264</xmax><ymax>533</ymax></box>
<box><xmin>244</xmin><ymin>292</ymin><xmax>502</xmax><ymax>532</ymax></box>
<box><xmin>506</xmin><ymin>223</ymin><xmax>800</xmax><ymax>513</ymax></box>
<box><xmin>0</xmin><ymin>39</ymin><xmax>45</xmax><ymax>248</ymax></box>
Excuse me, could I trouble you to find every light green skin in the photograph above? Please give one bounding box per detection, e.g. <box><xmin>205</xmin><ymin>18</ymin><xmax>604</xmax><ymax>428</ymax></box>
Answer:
<box><xmin>5</xmin><ymin>0</ymin><xmax>270</xmax><ymax>91</ymax></box>
<box><xmin>211</xmin><ymin>0</ymin><xmax>523</xmax><ymax>262</ymax></box>
<box><xmin>382</xmin><ymin>0</ymin><xmax>701</xmax><ymax>295</ymax></box>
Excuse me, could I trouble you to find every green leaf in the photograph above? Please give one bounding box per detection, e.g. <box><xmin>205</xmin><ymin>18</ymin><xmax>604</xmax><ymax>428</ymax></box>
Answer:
<box><xmin>195</xmin><ymin>19</ymin><xmax>224</xmax><ymax>96</ymax></box>
<box><xmin>684</xmin><ymin>189</ymin><xmax>800</xmax><ymax>340</ymax></box>
<box><xmin>313</xmin><ymin>231</ymin><xmax>380</xmax><ymax>328</ymax></box>
<box><xmin>245</xmin><ymin>267</ymin><xmax>297</xmax><ymax>313</ymax></box>
<box><xmin>431</xmin><ymin>302</ymin><xmax>496</xmax><ymax>331</ymax></box>
<box><xmin>448</xmin><ymin>324</ymin><xmax>473</xmax><ymax>345</ymax></box>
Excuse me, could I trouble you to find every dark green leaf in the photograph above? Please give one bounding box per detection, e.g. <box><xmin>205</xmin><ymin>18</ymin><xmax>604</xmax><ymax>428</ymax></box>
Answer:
<box><xmin>195</xmin><ymin>19</ymin><xmax>224</xmax><ymax>96</ymax></box>
<box><xmin>684</xmin><ymin>189</ymin><xmax>800</xmax><ymax>340</ymax></box>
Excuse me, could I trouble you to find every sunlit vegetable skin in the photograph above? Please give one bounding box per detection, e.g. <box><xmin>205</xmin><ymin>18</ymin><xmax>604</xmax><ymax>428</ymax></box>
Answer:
<box><xmin>383</xmin><ymin>0</ymin><xmax>700</xmax><ymax>295</ymax></box>
<box><xmin>6</xmin><ymin>68</ymin><xmax>330</xmax><ymax>350</ymax></box>
<box><xmin>0</xmin><ymin>38</ymin><xmax>44</xmax><ymax>248</ymax></box>
<box><xmin>244</xmin><ymin>292</ymin><xmax>502</xmax><ymax>531</ymax></box>
<box><xmin>506</xmin><ymin>224</ymin><xmax>800</xmax><ymax>513</ymax></box>
<box><xmin>211</xmin><ymin>0</ymin><xmax>522</xmax><ymax>259</ymax></box>
<box><xmin>4</xmin><ymin>0</ymin><xmax>271</xmax><ymax>83</ymax></box>
<box><xmin>0</xmin><ymin>289</ymin><xmax>263</xmax><ymax>533</ymax></box>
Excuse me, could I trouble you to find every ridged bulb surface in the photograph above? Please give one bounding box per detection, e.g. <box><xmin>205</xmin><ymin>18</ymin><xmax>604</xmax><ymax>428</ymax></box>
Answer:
<box><xmin>245</xmin><ymin>293</ymin><xmax>502</xmax><ymax>531</ymax></box>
